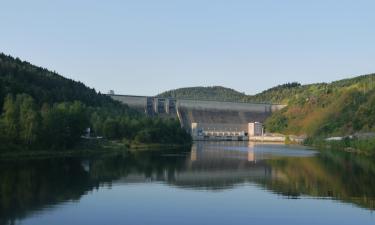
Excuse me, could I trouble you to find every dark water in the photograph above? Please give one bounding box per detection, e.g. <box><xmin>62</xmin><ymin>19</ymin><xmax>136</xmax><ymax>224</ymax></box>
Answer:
<box><xmin>1</xmin><ymin>142</ymin><xmax>375</xmax><ymax>225</ymax></box>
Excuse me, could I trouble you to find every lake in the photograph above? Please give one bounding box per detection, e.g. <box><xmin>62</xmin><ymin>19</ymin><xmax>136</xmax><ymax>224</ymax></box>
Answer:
<box><xmin>1</xmin><ymin>142</ymin><xmax>375</xmax><ymax>225</ymax></box>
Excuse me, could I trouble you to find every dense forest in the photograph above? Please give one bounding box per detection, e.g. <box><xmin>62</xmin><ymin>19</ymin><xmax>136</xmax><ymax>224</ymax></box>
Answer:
<box><xmin>157</xmin><ymin>83</ymin><xmax>301</xmax><ymax>103</ymax></box>
<box><xmin>0</xmin><ymin>53</ymin><xmax>191</xmax><ymax>152</ymax></box>
<box><xmin>264</xmin><ymin>74</ymin><xmax>375</xmax><ymax>138</ymax></box>
<box><xmin>157</xmin><ymin>86</ymin><xmax>249</xmax><ymax>102</ymax></box>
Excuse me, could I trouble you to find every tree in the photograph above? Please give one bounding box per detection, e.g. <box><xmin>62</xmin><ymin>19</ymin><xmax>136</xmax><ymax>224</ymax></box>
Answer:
<box><xmin>40</xmin><ymin>102</ymin><xmax>89</xmax><ymax>149</ymax></box>
<box><xmin>2</xmin><ymin>94</ymin><xmax>19</xmax><ymax>143</ymax></box>
<box><xmin>103</xmin><ymin>118</ymin><xmax>119</xmax><ymax>139</ymax></box>
<box><xmin>265</xmin><ymin>111</ymin><xmax>288</xmax><ymax>133</ymax></box>
<box><xmin>18</xmin><ymin>94</ymin><xmax>41</xmax><ymax>145</ymax></box>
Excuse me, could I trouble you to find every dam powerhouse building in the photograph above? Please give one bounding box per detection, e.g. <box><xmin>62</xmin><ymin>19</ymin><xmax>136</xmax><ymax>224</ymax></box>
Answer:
<box><xmin>109</xmin><ymin>94</ymin><xmax>285</xmax><ymax>141</ymax></box>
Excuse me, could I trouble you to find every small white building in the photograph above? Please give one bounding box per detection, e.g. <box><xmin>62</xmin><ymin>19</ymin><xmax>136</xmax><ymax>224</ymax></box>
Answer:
<box><xmin>248</xmin><ymin>122</ymin><xmax>263</xmax><ymax>137</ymax></box>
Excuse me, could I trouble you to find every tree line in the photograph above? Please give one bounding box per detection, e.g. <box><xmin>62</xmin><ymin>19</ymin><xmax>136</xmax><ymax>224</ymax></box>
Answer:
<box><xmin>0</xmin><ymin>93</ymin><xmax>191</xmax><ymax>151</ymax></box>
<box><xmin>0</xmin><ymin>53</ymin><xmax>191</xmax><ymax>152</ymax></box>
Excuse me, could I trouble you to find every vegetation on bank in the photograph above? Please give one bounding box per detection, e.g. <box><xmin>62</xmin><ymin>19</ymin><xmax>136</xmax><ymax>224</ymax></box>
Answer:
<box><xmin>262</xmin><ymin>74</ymin><xmax>375</xmax><ymax>154</ymax></box>
<box><xmin>264</xmin><ymin>74</ymin><xmax>375</xmax><ymax>137</ymax></box>
<box><xmin>304</xmin><ymin>137</ymin><xmax>375</xmax><ymax>156</ymax></box>
<box><xmin>0</xmin><ymin>53</ymin><xmax>191</xmax><ymax>152</ymax></box>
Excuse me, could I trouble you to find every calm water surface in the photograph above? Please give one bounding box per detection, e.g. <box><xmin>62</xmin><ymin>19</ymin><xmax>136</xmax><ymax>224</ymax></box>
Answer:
<box><xmin>1</xmin><ymin>142</ymin><xmax>375</xmax><ymax>225</ymax></box>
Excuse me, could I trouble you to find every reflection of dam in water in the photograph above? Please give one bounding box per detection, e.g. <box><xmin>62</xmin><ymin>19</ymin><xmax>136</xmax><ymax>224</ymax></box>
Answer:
<box><xmin>114</xmin><ymin>142</ymin><xmax>316</xmax><ymax>190</ymax></box>
<box><xmin>116</xmin><ymin>142</ymin><xmax>279</xmax><ymax>190</ymax></box>
<box><xmin>189</xmin><ymin>141</ymin><xmax>272</xmax><ymax>163</ymax></box>
<box><xmin>173</xmin><ymin>142</ymin><xmax>274</xmax><ymax>189</ymax></box>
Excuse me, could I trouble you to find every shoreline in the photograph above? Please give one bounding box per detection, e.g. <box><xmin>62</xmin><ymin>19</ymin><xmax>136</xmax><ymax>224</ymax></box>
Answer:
<box><xmin>0</xmin><ymin>141</ymin><xmax>192</xmax><ymax>160</ymax></box>
<box><xmin>303</xmin><ymin>136</ymin><xmax>375</xmax><ymax>156</ymax></box>
<box><xmin>1</xmin><ymin>138</ymin><xmax>373</xmax><ymax>159</ymax></box>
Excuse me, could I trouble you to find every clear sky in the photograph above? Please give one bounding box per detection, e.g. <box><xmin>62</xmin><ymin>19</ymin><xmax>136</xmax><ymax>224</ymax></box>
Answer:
<box><xmin>1</xmin><ymin>0</ymin><xmax>375</xmax><ymax>96</ymax></box>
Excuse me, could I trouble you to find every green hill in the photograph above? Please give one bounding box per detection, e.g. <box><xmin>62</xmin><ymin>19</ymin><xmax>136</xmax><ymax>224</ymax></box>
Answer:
<box><xmin>245</xmin><ymin>82</ymin><xmax>302</xmax><ymax>103</ymax></box>
<box><xmin>264</xmin><ymin>74</ymin><xmax>375</xmax><ymax>137</ymax></box>
<box><xmin>0</xmin><ymin>53</ymin><xmax>119</xmax><ymax>109</ymax></box>
<box><xmin>157</xmin><ymin>83</ymin><xmax>301</xmax><ymax>103</ymax></box>
<box><xmin>157</xmin><ymin>86</ymin><xmax>249</xmax><ymax>102</ymax></box>
<box><xmin>0</xmin><ymin>53</ymin><xmax>191</xmax><ymax>151</ymax></box>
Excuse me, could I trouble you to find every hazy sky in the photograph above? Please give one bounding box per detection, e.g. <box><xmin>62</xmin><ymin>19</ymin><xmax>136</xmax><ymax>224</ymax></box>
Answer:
<box><xmin>1</xmin><ymin>0</ymin><xmax>375</xmax><ymax>96</ymax></box>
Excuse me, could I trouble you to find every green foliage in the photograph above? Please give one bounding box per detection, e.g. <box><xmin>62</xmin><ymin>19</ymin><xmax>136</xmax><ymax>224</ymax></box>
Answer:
<box><xmin>264</xmin><ymin>74</ymin><xmax>375</xmax><ymax>138</ymax></box>
<box><xmin>41</xmin><ymin>101</ymin><xmax>90</xmax><ymax>148</ymax></box>
<box><xmin>264</xmin><ymin>110</ymin><xmax>288</xmax><ymax>133</ymax></box>
<box><xmin>305</xmin><ymin>137</ymin><xmax>375</xmax><ymax>155</ymax></box>
<box><xmin>0</xmin><ymin>94</ymin><xmax>90</xmax><ymax>149</ymax></box>
<box><xmin>102</xmin><ymin>118</ymin><xmax>119</xmax><ymax>139</ymax></box>
<box><xmin>0</xmin><ymin>93</ymin><xmax>191</xmax><ymax>151</ymax></box>
<box><xmin>0</xmin><ymin>53</ymin><xmax>191</xmax><ymax>151</ymax></box>
<box><xmin>248</xmin><ymin>82</ymin><xmax>302</xmax><ymax>103</ymax></box>
<box><xmin>2</xmin><ymin>94</ymin><xmax>19</xmax><ymax>142</ymax></box>
<box><xmin>0</xmin><ymin>53</ymin><xmax>117</xmax><ymax>108</ymax></box>
<box><xmin>18</xmin><ymin>94</ymin><xmax>40</xmax><ymax>145</ymax></box>
<box><xmin>95</xmin><ymin>116</ymin><xmax>191</xmax><ymax>145</ymax></box>
<box><xmin>157</xmin><ymin>86</ymin><xmax>249</xmax><ymax>102</ymax></box>
<box><xmin>157</xmin><ymin>82</ymin><xmax>302</xmax><ymax>104</ymax></box>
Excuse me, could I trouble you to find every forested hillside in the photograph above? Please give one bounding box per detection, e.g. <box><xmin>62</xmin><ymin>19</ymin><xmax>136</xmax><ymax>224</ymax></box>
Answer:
<box><xmin>265</xmin><ymin>74</ymin><xmax>375</xmax><ymax>137</ymax></box>
<box><xmin>0</xmin><ymin>53</ymin><xmax>118</xmax><ymax>109</ymax></box>
<box><xmin>0</xmin><ymin>53</ymin><xmax>191</xmax><ymax>151</ymax></box>
<box><xmin>157</xmin><ymin>83</ymin><xmax>301</xmax><ymax>103</ymax></box>
<box><xmin>246</xmin><ymin>82</ymin><xmax>302</xmax><ymax>103</ymax></box>
<box><xmin>157</xmin><ymin>86</ymin><xmax>248</xmax><ymax>102</ymax></box>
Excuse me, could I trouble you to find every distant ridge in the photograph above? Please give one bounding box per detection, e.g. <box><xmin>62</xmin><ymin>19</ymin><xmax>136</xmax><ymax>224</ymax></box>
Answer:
<box><xmin>157</xmin><ymin>86</ymin><xmax>248</xmax><ymax>102</ymax></box>
<box><xmin>157</xmin><ymin>83</ymin><xmax>301</xmax><ymax>104</ymax></box>
<box><xmin>0</xmin><ymin>52</ymin><xmax>120</xmax><ymax>108</ymax></box>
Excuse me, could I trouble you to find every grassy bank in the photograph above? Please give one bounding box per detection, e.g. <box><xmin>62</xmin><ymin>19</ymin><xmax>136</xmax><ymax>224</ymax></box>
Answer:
<box><xmin>0</xmin><ymin>139</ymin><xmax>191</xmax><ymax>159</ymax></box>
<box><xmin>0</xmin><ymin>140</ymin><xmax>122</xmax><ymax>159</ymax></box>
<box><xmin>304</xmin><ymin>137</ymin><xmax>375</xmax><ymax>156</ymax></box>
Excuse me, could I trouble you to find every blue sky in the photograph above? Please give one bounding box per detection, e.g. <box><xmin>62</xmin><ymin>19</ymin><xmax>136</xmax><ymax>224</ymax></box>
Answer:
<box><xmin>1</xmin><ymin>0</ymin><xmax>375</xmax><ymax>95</ymax></box>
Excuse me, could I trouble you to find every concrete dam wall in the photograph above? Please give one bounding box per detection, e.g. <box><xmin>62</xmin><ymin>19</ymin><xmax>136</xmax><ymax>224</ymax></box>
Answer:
<box><xmin>109</xmin><ymin>94</ymin><xmax>285</xmax><ymax>140</ymax></box>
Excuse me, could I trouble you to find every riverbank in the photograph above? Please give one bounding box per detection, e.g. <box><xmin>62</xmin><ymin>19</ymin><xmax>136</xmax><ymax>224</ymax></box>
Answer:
<box><xmin>0</xmin><ymin>140</ymin><xmax>192</xmax><ymax>159</ymax></box>
<box><xmin>304</xmin><ymin>137</ymin><xmax>375</xmax><ymax>156</ymax></box>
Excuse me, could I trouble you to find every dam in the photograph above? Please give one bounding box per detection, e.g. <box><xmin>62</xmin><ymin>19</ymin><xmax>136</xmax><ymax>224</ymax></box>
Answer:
<box><xmin>109</xmin><ymin>94</ymin><xmax>285</xmax><ymax>140</ymax></box>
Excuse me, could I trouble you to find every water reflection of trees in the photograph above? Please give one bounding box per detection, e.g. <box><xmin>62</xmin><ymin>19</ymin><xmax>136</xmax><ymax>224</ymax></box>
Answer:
<box><xmin>0</xmin><ymin>149</ymin><xmax>189</xmax><ymax>225</ymax></box>
<box><xmin>262</xmin><ymin>151</ymin><xmax>375</xmax><ymax>210</ymax></box>
<box><xmin>0</xmin><ymin>158</ymin><xmax>93</xmax><ymax>225</ymax></box>
<box><xmin>1</xmin><ymin>148</ymin><xmax>375</xmax><ymax>225</ymax></box>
